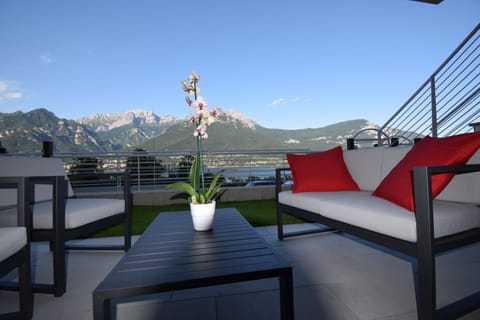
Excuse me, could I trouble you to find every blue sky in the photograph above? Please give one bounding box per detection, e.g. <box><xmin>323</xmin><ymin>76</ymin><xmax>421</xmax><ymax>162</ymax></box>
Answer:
<box><xmin>0</xmin><ymin>0</ymin><xmax>479</xmax><ymax>129</ymax></box>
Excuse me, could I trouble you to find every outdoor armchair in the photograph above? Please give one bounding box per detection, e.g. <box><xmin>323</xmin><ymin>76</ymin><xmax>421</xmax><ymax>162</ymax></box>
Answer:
<box><xmin>0</xmin><ymin>177</ymin><xmax>33</xmax><ymax>319</ymax></box>
<box><xmin>0</xmin><ymin>156</ymin><xmax>132</xmax><ymax>297</ymax></box>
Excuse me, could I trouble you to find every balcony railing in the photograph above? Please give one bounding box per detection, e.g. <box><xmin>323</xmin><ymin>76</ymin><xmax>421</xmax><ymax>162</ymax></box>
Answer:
<box><xmin>380</xmin><ymin>23</ymin><xmax>480</xmax><ymax>142</ymax></box>
<box><xmin>347</xmin><ymin>23</ymin><xmax>480</xmax><ymax>149</ymax></box>
<box><xmin>17</xmin><ymin>149</ymin><xmax>308</xmax><ymax>193</ymax></box>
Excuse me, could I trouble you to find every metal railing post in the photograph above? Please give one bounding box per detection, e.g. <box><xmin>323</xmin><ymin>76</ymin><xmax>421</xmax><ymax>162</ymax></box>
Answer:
<box><xmin>137</xmin><ymin>155</ymin><xmax>141</xmax><ymax>191</ymax></box>
<box><xmin>430</xmin><ymin>76</ymin><xmax>438</xmax><ymax>137</ymax></box>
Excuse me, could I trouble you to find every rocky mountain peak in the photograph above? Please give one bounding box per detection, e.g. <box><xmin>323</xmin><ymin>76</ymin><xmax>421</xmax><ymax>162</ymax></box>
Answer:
<box><xmin>0</xmin><ymin>107</ymin><xmax>378</xmax><ymax>153</ymax></box>
<box><xmin>218</xmin><ymin>108</ymin><xmax>257</xmax><ymax>129</ymax></box>
<box><xmin>78</xmin><ymin>109</ymin><xmax>178</xmax><ymax>132</ymax></box>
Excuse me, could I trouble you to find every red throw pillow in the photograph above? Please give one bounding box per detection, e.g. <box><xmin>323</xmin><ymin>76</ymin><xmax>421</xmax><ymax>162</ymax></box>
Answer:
<box><xmin>372</xmin><ymin>131</ymin><xmax>480</xmax><ymax>212</ymax></box>
<box><xmin>287</xmin><ymin>146</ymin><xmax>360</xmax><ymax>193</ymax></box>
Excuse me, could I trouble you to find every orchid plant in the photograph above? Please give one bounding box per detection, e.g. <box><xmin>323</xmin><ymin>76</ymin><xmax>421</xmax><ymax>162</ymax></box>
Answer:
<box><xmin>166</xmin><ymin>72</ymin><xmax>223</xmax><ymax>204</ymax></box>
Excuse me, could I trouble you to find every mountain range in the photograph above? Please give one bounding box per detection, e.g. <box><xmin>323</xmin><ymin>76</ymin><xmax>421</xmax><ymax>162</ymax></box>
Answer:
<box><xmin>0</xmin><ymin>108</ymin><xmax>379</xmax><ymax>153</ymax></box>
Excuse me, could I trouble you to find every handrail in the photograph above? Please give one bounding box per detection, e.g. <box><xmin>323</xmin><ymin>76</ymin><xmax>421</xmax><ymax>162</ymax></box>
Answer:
<box><xmin>377</xmin><ymin>23</ymin><xmax>480</xmax><ymax>144</ymax></box>
<box><xmin>1</xmin><ymin>149</ymin><xmax>307</xmax><ymax>192</ymax></box>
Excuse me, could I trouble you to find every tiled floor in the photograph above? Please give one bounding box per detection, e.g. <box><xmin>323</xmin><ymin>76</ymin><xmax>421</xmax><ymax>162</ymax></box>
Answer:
<box><xmin>1</xmin><ymin>224</ymin><xmax>480</xmax><ymax>320</ymax></box>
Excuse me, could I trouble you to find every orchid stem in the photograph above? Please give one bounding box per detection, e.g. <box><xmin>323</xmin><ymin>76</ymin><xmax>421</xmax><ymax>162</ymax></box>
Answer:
<box><xmin>193</xmin><ymin>81</ymin><xmax>205</xmax><ymax>193</ymax></box>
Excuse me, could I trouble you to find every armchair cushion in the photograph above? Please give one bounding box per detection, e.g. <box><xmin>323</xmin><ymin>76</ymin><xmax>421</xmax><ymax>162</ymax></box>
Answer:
<box><xmin>0</xmin><ymin>227</ymin><xmax>27</xmax><ymax>261</ymax></box>
<box><xmin>0</xmin><ymin>198</ymin><xmax>124</xmax><ymax>229</ymax></box>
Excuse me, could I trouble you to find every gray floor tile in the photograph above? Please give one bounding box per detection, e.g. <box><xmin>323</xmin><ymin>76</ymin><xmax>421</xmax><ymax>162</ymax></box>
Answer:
<box><xmin>1</xmin><ymin>225</ymin><xmax>480</xmax><ymax>319</ymax></box>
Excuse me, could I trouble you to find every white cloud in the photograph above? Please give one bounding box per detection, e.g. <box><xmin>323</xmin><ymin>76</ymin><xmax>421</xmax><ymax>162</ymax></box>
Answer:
<box><xmin>5</xmin><ymin>92</ymin><xmax>22</xmax><ymax>100</ymax></box>
<box><xmin>267</xmin><ymin>97</ymin><xmax>311</xmax><ymax>107</ymax></box>
<box><xmin>268</xmin><ymin>98</ymin><xmax>287</xmax><ymax>107</ymax></box>
<box><xmin>0</xmin><ymin>80</ymin><xmax>23</xmax><ymax>103</ymax></box>
<box><xmin>0</xmin><ymin>81</ymin><xmax>7</xmax><ymax>92</ymax></box>
<box><xmin>40</xmin><ymin>54</ymin><xmax>56</xmax><ymax>64</ymax></box>
<box><xmin>292</xmin><ymin>97</ymin><xmax>312</xmax><ymax>103</ymax></box>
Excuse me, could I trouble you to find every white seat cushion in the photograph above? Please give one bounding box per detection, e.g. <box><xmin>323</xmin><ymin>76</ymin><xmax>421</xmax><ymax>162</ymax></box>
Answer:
<box><xmin>279</xmin><ymin>190</ymin><xmax>480</xmax><ymax>243</ymax></box>
<box><xmin>0</xmin><ymin>198</ymin><xmax>125</xmax><ymax>230</ymax></box>
<box><xmin>0</xmin><ymin>227</ymin><xmax>27</xmax><ymax>261</ymax></box>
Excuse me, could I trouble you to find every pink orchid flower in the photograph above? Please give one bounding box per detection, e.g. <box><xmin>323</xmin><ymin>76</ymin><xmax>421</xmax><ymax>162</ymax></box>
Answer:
<box><xmin>181</xmin><ymin>80</ymin><xmax>194</xmax><ymax>96</ymax></box>
<box><xmin>210</xmin><ymin>107</ymin><xmax>219</xmax><ymax>119</ymax></box>
<box><xmin>193</xmin><ymin>124</ymin><xmax>208</xmax><ymax>138</ymax></box>
<box><xmin>189</xmin><ymin>71</ymin><xmax>200</xmax><ymax>83</ymax></box>
<box><xmin>192</xmin><ymin>96</ymin><xmax>208</xmax><ymax>110</ymax></box>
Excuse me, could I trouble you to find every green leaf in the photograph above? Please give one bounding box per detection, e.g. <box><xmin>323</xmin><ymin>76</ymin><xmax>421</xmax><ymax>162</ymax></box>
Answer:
<box><xmin>205</xmin><ymin>170</ymin><xmax>224</xmax><ymax>201</ymax></box>
<box><xmin>189</xmin><ymin>157</ymin><xmax>199</xmax><ymax>190</ymax></box>
<box><xmin>166</xmin><ymin>181</ymin><xmax>198</xmax><ymax>201</ymax></box>
<box><xmin>167</xmin><ymin>155</ymin><xmax>224</xmax><ymax>204</ymax></box>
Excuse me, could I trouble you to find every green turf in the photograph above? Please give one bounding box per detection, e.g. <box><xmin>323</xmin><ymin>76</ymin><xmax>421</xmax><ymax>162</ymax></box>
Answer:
<box><xmin>93</xmin><ymin>199</ymin><xmax>304</xmax><ymax>237</ymax></box>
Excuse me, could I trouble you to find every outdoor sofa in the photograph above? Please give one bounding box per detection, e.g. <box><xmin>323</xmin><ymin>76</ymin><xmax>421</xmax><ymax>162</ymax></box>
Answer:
<box><xmin>276</xmin><ymin>132</ymin><xmax>480</xmax><ymax>320</ymax></box>
<box><xmin>0</xmin><ymin>156</ymin><xmax>132</xmax><ymax>297</ymax></box>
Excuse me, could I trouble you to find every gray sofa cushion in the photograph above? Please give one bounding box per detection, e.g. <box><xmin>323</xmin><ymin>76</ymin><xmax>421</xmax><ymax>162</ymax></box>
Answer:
<box><xmin>0</xmin><ymin>227</ymin><xmax>27</xmax><ymax>261</ymax></box>
<box><xmin>279</xmin><ymin>190</ymin><xmax>480</xmax><ymax>243</ymax></box>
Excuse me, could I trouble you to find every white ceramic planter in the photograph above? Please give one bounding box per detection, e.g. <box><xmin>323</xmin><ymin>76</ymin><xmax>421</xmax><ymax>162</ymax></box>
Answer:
<box><xmin>189</xmin><ymin>200</ymin><xmax>216</xmax><ymax>231</ymax></box>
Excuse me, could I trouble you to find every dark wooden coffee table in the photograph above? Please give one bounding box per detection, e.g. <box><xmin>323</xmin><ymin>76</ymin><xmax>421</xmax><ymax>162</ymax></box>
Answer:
<box><xmin>92</xmin><ymin>208</ymin><xmax>294</xmax><ymax>319</ymax></box>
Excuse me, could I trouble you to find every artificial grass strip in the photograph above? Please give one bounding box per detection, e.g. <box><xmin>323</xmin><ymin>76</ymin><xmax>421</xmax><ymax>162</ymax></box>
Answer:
<box><xmin>93</xmin><ymin>199</ymin><xmax>304</xmax><ymax>237</ymax></box>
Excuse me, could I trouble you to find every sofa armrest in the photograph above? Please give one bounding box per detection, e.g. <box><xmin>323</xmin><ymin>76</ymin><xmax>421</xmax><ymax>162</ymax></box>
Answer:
<box><xmin>412</xmin><ymin>163</ymin><xmax>480</xmax><ymax>317</ymax></box>
<box><xmin>412</xmin><ymin>163</ymin><xmax>480</xmax><ymax>245</ymax></box>
<box><xmin>413</xmin><ymin>164</ymin><xmax>480</xmax><ymax>212</ymax></box>
<box><xmin>0</xmin><ymin>177</ymin><xmax>29</xmax><ymax>227</ymax></box>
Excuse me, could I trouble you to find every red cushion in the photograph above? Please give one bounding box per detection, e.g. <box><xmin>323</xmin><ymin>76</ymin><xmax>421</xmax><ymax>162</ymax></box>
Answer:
<box><xmin>372</xmin><ymin>131</ymin><xmax>480</xmax><ymax>212</ymax></box>
<box><xmin>287</xmin><ymin>146</ymin><xmax>360</xmax><ymax>193</ymax></box>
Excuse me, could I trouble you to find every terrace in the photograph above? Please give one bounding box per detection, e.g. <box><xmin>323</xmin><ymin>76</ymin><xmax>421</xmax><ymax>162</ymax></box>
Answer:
<box><xmin>1</xmin><ymin>19</ymin><xmax>479</xmax><ymax>320</ymax></box>
<box><xmin>0</xmin><ymin>222</ymin><xmax>479</xmax><ymax>320</ymax></box>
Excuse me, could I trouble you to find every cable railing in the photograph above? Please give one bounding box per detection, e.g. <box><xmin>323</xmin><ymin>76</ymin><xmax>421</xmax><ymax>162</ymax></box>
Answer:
<box><xmin>354</xmin><ymin>23</ymin><xmax>480</xmax><ymax>148</ymax></box>
<box><xmin>7</xmin><ymin>149</ymin><xmax>307</xmax><ymax>193</ymax></box>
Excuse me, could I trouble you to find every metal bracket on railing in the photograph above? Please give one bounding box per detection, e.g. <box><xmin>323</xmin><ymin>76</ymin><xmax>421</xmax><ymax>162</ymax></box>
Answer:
<box><xmin>347</xmin><ymin>128</ymin><xmax>415</xmax><ymax>150</ymax></box>
<box><xmin>347</xmin><ymin>128</ymin><xmax>390</xmax><ymax>149</ymax></box>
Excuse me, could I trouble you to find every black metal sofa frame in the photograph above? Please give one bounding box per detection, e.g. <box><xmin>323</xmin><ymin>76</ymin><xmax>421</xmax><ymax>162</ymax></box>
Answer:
<box><xmin>25</xmin><ymin>172</ymin><xmax>132</xmax><ymax>297</ymax></box>
<box><xmin>276</xmin><ymin>164</ymin><xmax>480</xmax><ymax>320</ymax></box>
<box><xmin>0</xmin><ymin>177</ymin><xmax>33</xmax><ymax>319</ymax></box>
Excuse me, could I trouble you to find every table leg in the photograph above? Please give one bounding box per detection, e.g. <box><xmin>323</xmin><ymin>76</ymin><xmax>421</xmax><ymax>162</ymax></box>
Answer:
<box><xmin>93</xmin><ymin>293</ymin><xmax>109</xmax><ymax>320</ymax></box>
<box><xmin>279</xmin><ymin>268</ymin><xmax>294</xmax><ymax>320</ymax></box>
